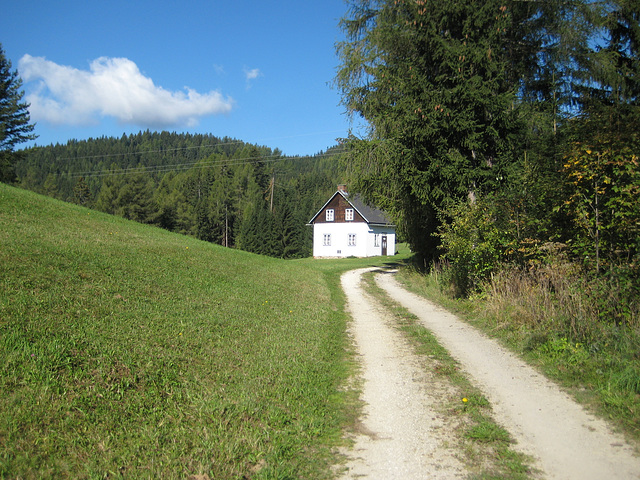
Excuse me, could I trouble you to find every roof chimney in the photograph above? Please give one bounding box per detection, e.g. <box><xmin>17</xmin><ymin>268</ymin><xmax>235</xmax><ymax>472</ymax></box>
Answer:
<box><xmin>337</xmin><ymin>184</ymin><xmax>348</xmax><ymax>194</ymax></box>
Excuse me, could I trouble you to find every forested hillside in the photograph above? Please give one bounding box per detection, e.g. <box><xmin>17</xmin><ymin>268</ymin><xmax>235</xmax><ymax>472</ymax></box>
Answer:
<box><xmin>15</xmin><ymin>131</ymin><xmax>346</xmax><ymax>258</ymax></box>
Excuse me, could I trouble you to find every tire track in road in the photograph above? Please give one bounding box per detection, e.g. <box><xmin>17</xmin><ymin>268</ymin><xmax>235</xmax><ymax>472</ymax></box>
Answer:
<box><xmin>339</xmin><ymin>268</ymin><xmax>466</xmax><ymax>479</ymax></box>
<box><xmin>376</xmin><ymin>271</ymin><xmax>640</xmax><ymax>480</ymax></box>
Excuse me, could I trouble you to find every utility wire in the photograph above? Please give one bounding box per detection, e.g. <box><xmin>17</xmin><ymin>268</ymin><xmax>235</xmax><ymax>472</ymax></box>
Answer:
<box><xmin>68</xmin><ymin>148</ymin><xmax>348</xmax><ymax>178</ymax></box>
<box><xmin>59</xmin><ymin>139</ymin><xmax>249</xmax><ymax>161</ymax></box>
<box><xmin>59</xmin><ymin>129</ymin><xmax>348</xmax><ymax>162</ymax></box>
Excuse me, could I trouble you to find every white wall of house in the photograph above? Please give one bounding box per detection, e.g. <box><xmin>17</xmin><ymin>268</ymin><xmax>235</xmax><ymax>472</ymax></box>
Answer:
<box><xmin>313</xmin><ymin>222</ymin><xmax>396</xmax><ymax>258</ymax></box>
<box><xmin>367</xmin><ymin>225</ymin><xmax>396</xmax><ymax>257</ymax></box>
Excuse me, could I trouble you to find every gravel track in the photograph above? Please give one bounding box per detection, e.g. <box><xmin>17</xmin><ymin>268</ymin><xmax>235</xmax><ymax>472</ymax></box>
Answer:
<box><xmin>339</xmin><ymin>267</ymin><xmax>640</xmax><ymax>479</ymax></box>
<box><xmin>339</xmin><ymin>268</ymin><xmax>466</xmax><ymax>479</ymax></box>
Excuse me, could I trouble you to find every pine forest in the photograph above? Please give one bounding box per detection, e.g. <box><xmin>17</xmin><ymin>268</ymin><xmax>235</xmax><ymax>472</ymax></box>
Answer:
<box><xmin>14</xmin><ymin>131</ymin><xmax>346</xmax><ymax>259</ymax></box>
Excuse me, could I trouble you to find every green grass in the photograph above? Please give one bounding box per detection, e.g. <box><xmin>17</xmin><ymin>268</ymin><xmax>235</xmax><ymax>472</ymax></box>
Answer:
<box><xmin>0</xmin><ymin>183</ymin><xmax>406</xmax><ymax>479</ymax></box>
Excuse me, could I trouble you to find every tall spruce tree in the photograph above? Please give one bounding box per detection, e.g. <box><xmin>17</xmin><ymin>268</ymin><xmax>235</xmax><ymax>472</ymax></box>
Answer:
<box><xmin>592</xmin><ymin>0</ymin><xmax>640</xmax><ymax>109</ymax></box>
<box><xmin>336</xmin><ymin>0</ymin><xmax>536</xmax><ymax>260</ymax></box>
<box><xmin>0</xmin><ymin>44</ymin><xmax>37</xmax><ymax>182</ymax></box>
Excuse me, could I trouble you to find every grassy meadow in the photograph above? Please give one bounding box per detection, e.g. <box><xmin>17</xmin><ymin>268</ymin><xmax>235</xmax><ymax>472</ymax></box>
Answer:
<box><xmin>0</xmin><ymin>183</ymin><xmax>402</xmax><ymax>479</ymax></box>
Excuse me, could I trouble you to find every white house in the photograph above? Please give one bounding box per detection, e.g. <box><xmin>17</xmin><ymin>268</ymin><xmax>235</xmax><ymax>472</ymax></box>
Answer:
<box><xmin>307</xmin><ymin>185</ymin><xmax>396</xmax><ymax>258</ymax></box>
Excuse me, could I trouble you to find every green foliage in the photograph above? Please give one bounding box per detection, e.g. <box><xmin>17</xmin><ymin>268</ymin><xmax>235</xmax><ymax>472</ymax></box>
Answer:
<box><xmin>94</xmin><ymin>169</ymin><xmax>157</xmax><ymax>224</ymax></box>
<box><xmin>0</xmin><ymin>44</ymin><xmax>37</xmax><ymax>182</ymax></box>
<box><xmin>437</xmin><ymin>198</ymin><xmax>512</xmax><ymax>297</ymax></box>
<box><xmin>540</xmin><ymin>337</ymin><xmax>590</xmax><ymax>365</ymax></box>
<box><xmin>560</xmin><ymin>114</ymin><xmax>640</xmax><ymax>272</ymax></box>
<box><xmin>238</xmin><ymin>200</ymin><xmax>279</xmax><ymax>257</ymax></box>
<box><xmin>71</xmin><ymin>176</ymin><xmax>91</xmax><ymax>206</ymax></box>
<box><xmin>585</xmin><ymin>0</ymin><xmax>640</xmax><ymax>109</ymax></box>
<box><xmin>336</xmin><ymin>0</ymin><xmax>544</xmax><ymax>260</ymax></box>
<box><xmin>335</xmin><ymin>0</ymin><xmax>640</xmax><ymax>280</ymax></box>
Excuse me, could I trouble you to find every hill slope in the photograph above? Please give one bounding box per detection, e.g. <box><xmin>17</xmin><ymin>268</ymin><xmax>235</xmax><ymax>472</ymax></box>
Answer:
<box><xmin>0</xmin><ymin>184</ymin><xmax>367</xmax><ymax>478</ymax></box>
<box><xmin>13</xmin><ymin>131</ymin><xmax>347</xmax><ymax>258</ymax></box>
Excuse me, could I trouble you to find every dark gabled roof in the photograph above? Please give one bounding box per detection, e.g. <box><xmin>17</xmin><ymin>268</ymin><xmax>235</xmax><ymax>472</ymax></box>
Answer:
<box><xmin>349</xmin><ymin>194</ymin><xmax>393</xmax><ymax>225</ymax></box>
<box><xmin>307</xmin><ymin>190</ymin><xmax>394</xmax><ymax>226</ymax></box>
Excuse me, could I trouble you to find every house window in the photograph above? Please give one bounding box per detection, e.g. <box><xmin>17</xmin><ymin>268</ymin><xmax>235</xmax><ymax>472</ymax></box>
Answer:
<box><xmin>348</xmin><ymin>234</ymin><xmax>356</xmax><ymax>246</ymax></box>
<box><xmin>374</xmin><ymin>234</ymin><xmax>380</xmax><ymax>247</ymax></box>
<box><xmin>326</xmin><ymin>209</ymin><xmax>334</xmax><ymax>221</ymax></box>
<box><xmin>323</xmin><ymin>234</ymin><xmax>331</xmax><ymax>246</ymax></box>
<box><xmin>345</xmin><ymin>208</ymin><xmax>354</xmax><ymax>221</ymax></box>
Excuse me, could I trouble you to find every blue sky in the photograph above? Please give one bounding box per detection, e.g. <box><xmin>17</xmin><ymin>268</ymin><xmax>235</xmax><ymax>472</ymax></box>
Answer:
<box><xmin>1</xmin><ymin>0</ymin><xmax>361</xmax><ymax>157</ymax></box>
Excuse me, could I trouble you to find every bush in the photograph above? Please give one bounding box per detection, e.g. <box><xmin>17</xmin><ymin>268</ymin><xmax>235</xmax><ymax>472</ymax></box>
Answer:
<box><xmin>483</xmin><ymin>253</ymin><xmax>639</xmax><ymax>342</ymax></box>
<box><xmin>437</xmin><ymin>199</ymin><xmax>510</xmax><ymax>297</ymax></box>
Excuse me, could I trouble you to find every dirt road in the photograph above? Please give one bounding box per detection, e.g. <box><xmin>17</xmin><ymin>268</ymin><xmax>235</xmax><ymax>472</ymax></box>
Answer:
<box><xmin>339</xmin><ymin>268</ymin><xmax>640</xmax><ymax>479</ymax></box>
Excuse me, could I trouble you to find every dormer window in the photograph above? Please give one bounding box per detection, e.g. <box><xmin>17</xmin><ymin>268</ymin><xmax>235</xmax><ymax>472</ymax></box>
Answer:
<box><xmin>345</xmin><ymin>208</ymin><xmax>354</xmax><ymax>221</ymax></box>
<box><xmin>326</xmin><ymin>209</ymin><xmax>335</xmax><ymax>221</ymax></box>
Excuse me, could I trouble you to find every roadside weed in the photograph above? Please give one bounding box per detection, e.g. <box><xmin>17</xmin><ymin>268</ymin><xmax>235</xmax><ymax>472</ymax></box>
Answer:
<box><xmin>466</xmin><ymin>419</ymin><xmax>512</xmax><ymax>444</ymax></box>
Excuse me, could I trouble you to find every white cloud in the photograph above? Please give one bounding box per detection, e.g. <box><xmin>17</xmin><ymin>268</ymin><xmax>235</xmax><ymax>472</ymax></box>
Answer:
<box><xmin>244</xmin><ymin>68</ymin><xmax>262</xmax><ymax>81</ymax></box>
<box><xmin>242</xmin><ymin>67</ymin><xmax>262</xmax><ymax>90</ymax></box>
<box><xmin>18</xmin><ymin>55</ymin><xmax>234</xmax><ymax>128</ymax></box>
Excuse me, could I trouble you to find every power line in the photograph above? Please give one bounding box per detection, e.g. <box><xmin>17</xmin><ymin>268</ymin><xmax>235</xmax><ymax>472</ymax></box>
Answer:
<box><xmin>70</xmin><ymin>152</ymin><xmax>276</xmax><ymax>178</ymax></box>
<box><xmin>59</xmin><ymin>139</ymin><xmax>249</xmax><ymax>162</ymax></box>
<box><xmin>59</xmin><ymin>129</ymin><xmax>348</xmax><ymax>162</ymax></box>
<box><xmin>68</xmin><ymin>148</ymin><xmax>348</xmax><ymax>178</ymax></box>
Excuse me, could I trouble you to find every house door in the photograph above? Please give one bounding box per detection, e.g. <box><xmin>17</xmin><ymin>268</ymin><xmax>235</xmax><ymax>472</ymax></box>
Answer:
<box><xmin>381</xmin><ymin>235</ymin><xmax>387</xmax><ymax>255</ymax></box>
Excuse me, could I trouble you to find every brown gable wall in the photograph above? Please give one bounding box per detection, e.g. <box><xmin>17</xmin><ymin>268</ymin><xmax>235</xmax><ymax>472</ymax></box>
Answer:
<box><xmin>314</xmin><ymin>195</ymin><xmax>365</xmax><ymax>223</ymax></box>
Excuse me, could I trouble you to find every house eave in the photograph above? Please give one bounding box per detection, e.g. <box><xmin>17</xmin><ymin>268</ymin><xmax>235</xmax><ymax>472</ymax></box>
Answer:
<box><xmin>308</xmin><ymin>222</ymin><xmax>395</xmax><ymax>228</ymax></box>
<box><xmin>368</xmin><ymin>222</ymin><xmax>395</xmax><ymax>227</ymax></box>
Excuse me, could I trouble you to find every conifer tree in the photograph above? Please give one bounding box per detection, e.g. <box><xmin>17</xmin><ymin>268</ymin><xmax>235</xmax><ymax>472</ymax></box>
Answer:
<box><xmin>94</xmin><ymin>169</ymin><xmax>124</xmax><ymax>215</ymax></box>
<box><xmin>73</xmin><ymin>177</ymin><xmax>91</xmax><ymax>206</ymax></box>
<box><xmin>593</xmin><ymin>0</ymin><xmax>640</xmax><ymax>109</ymax></box>
<box><xmin>114</xmin><ymin>172</ymin><xmax>157</xmax><ymax>223</ymax></box>
<box><xmin>0</xmin><ymin>44</ymin><xmax>37</xmax><ymax>182</ymax></box>
<box><xmin>274</xmin><ymin>189</ymin><xmax>306</xmax><ymax>259</ymax></box>
<box><xmin>336</xmin><ymin>0</ymin><xmax>532</xmax><ymax>259</ymax></box>
<box><xmin>237</xmin><ymin>203</ymin><xmax>260</xmax><ymax>253</ymax></box>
